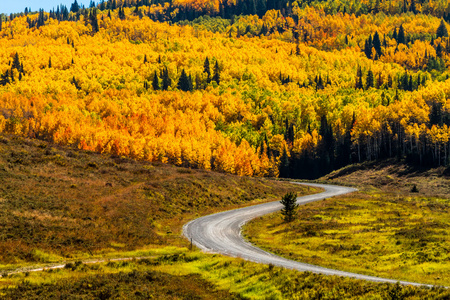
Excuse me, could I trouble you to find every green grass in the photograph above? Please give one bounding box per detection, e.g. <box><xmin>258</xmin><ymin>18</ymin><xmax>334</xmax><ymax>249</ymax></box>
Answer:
<box><xmin>1</xmin><ymin>247</ymin><xmax>448</xmax><ymax>299</ymax></box>
<box><xmin>244</xmin><ymin>192</ymin><xmax>450</xmax><ymax>287</ymax></box>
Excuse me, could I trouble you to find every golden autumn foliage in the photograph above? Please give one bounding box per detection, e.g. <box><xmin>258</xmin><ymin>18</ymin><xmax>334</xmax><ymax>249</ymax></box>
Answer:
<box><xmin>0</xmin><ymin>4</ymin><xmax>450</xmax><ymax>178</ymax></box>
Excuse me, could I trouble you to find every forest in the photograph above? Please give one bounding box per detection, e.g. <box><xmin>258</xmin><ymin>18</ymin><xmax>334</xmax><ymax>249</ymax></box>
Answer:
<box><xmin>0</xmin><ymin>0</ymin><xmax>450</xmax><ymax>178</ymax></box>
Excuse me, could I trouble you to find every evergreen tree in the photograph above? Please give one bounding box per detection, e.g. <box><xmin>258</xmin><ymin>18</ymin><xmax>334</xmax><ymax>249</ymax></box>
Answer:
<box><xmin>90</xmin><ymin>8</ymin><xmax>99</xmax><ymax>33</ymax></box>
<box><xmin>37</xmin><ymin>9</ymin><xmax>45</xmax><ymax>28</ymax></box>
<box><xmin>188</xmin><ymin>74</ymin><xmax>193</xmax><ymax>91</ymax></box>
<box><xmin>366</xmin><ymin>69</ymin><xmax>374</xmax><ymax>89</ymax></box>
<box><xmin>410</xmin><ymin>0</ymin><xmax>417</xmax><ymax>14</ymax></box>
<box><xmin>161</xmin><ymin>67</ymin><xmax>171</xmax><ymax>90</ymax></box>
<box><xmin>143</xmin><ymin>54</ymin><xmax>148</xmax><ymax>64</ymax></box>
<box><xmin>436</xmin><ymin>19</ymin><xmax>448</xmax><ymax>38</ymax></box>
<box><xmin>152</xmin><ymin>71</ymin><xmax>159</xmax><ymax>90</ymax></box>
<box><xmin>436</xmin><ymin>43</ymin><xmax>443</xmax><ymax>57</ymax></box>
<box><xmin>0</xmin><ymin>71</ymin><xmax>10</xmax><ymax>86</ymax></box>
<box><xmin>212</xmin><ymin>60</ymin><xmax>220</xmax><ymax>84</ymax></box>
<box><xmin>280</xmin><ymin>192</ymin><xmax>298</xmax><ymax>222</ymax></box>
<box><xmin>355</xmin><ymin>66</ymin><xmax>363</xmax><ymax>89</ymax></box>
<box><xmin>372</xmin><ymin>31</ymin><xmax>382</xmax><ymax>57</ymax></box>
<box><xmin>397</xmin><ymin>25</ymin><xmax>406</xmax><ymax>44</ymax></box>
<box><xmin>203</xmin><ymin>57</ymin><xmax>211</xmax><ymax>83</ymax></box>
<box><xmin>48</xmin><ymin>57</ymin><xmax>52</xmax><ymax>68</ymax></box>
<box><xmin>118</xmin><ymin>7</ymin><xmax>126</xmax><ymax>20</ymax></box>
<box><xmin>177</xmin><ymin>69</ymin><xmax>191</xmax><ymax>91</ymax></box>
<box><xmin>364</xmin><ymin>35</ymin><xmax>373</xmax><ymax>59</ymax></box>
<box><xmin>71</xmin><ymin>0</ymin><xmax>80</xmax><ymax>12</ymax></box>
<box><xmin>12</xmin><ymin>52</ymin><xmax>20</xmax><ymax>71</ymax></box>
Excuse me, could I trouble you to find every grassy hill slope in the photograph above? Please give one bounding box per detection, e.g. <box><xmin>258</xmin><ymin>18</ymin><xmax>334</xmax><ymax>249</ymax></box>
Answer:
<box><xmin>0</xmin><ymin>133</ymin><xmax>309</xmax><ymax>269</ymax></box>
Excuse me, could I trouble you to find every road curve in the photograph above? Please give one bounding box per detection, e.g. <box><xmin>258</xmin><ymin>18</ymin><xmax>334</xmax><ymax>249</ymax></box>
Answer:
<box><xmin>183</xmin><ymin>182</ymin><xmax>431</xmax><ymax>287</ymax></box>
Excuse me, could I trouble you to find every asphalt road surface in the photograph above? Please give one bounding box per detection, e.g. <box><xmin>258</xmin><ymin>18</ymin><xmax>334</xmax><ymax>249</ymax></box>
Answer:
<box><xmin>183</xmin><ymin>182</ymin><xmax>431</xmax><ymax>287</ymax></box>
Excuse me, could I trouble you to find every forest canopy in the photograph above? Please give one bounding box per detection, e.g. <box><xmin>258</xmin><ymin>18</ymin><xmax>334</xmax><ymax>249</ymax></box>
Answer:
<box><xmin>0</xmin><ymin>0</ymin><xmax>450</xmax><ymax>178</ymax></box>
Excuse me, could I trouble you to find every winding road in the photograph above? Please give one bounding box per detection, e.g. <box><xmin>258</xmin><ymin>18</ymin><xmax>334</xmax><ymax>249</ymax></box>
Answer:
<box><xmin>183</xmin><ymin>182</ymin><xmax>432</xmax><ymax>287</ymax></box>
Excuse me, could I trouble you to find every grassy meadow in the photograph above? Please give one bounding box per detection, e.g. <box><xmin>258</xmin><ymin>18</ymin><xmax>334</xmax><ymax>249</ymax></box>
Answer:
<box><xmin>2</xmin><ymin>248</ymin><xmax>450</xmax><ymax>299</ymax></box>
<box><xmin>245</xmin><ymin>162</ymin><xmax>450</xmax><ymax>287</ymax></box>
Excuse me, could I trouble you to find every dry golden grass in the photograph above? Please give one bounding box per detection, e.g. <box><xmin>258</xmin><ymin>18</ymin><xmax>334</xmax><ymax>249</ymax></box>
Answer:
<box><xmin>0</xmin><ymin>133</ymin><xmax>311</xmax><ymax>268</ymax></box>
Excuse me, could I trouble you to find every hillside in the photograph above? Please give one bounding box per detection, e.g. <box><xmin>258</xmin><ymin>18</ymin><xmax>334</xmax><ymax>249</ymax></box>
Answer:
<box><xmin>324</xmin><ymin>159</ymin><xmax>450</xmax><ymax>197</ymax></box>
<box><xmin>0</xmin><ymin>1</ymin><xmax>449</xmax><ymax>179</ymax></box>
<box><xmin>0</xmin><ymin>133</ymin><xmax>309</xmax><ymax>268</ymax></box>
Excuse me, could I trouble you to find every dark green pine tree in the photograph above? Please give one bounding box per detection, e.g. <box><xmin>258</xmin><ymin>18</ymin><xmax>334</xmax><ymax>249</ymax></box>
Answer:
<box><xmin>280</xmin><ymin>192</ymin><xmax>298</xmax><ymax>222</ymax></box>
<box><xmin>372</xmin><ymin>31</ymin><xmax>382</xmax><ymax>57</ymax></box>
<box><xmin>48</xmin><ymin>57</ymin><xmax>52</xmax><ymax>68</ymax></box>
<box><xmin>436</xmin><ymin>43</ymin><xmax>443</xmax><ymax>57</ymax></box>
<box><xmin>12</xmin><ymin>52</ymin><xmax>20</xmax><ymax>70</ymax></box>
<box><xmin>37</xmin><ymin>9</ymin><xmax>45</xmax><ymax>28</ymax></box>
<box><xmin>161</xmin><ymin>67</ymin><xmax>171</xmax><ymax>91</ymax></box>
<box><xmin>0</xmin><ymin>70</ymin><xmax>10</xmax><ymax>86</ymax></box>
<box><xmin>366</xmin><ymin>69</ymin><xmax>374</xmax><ymax>89</ymax></box>
<box><xmin>364</xmin><ymin>35</ymin><xmax>373</xmax><ymax>59</ymax></box>
<box><xmin>188</xmin><ymin>74</ymin><xmax>193</xmax><ymax>91</ymax></box>
<box><xmin>90</xmin><ymin>9</ymin><xmax>99</xmax><ymax>34</ymax></box>
<box><xmin>410</xmin><ymin>0</ymin><xmax>417</xmax><ymax>14</ymax></box>
<box><xmin>355</xmin><ymin>66</ymin><xmax>363</xmax><ymax>89</ymax></box>
<box><xmin>71</xmin><ymin>0</ymin><xmax>80</xmax><ymax>12</ymax></box>
<box><xmin>212</xmin><ymin>61</ymin><xmax>220</xmax><ymax>84</ymax></box>
<box><xmin>436</xmin><ymin>19</ymin><xmax>448</xmax><ymax>38</ymax></box>
<box><xmin>203</xmin><ymin>57</ymin><xmax>211</xmax><ymax>83</ymax></box>
<box><xmin>0</xmin><ymin>16</ymin><xmax>2</xmax><ymax>31</ymax></box>
<box><xmin>397</xmin><ymin>24</ymin><xmax>406</xmax><ymax>44</ymax></box>
<box><xmin>408</xmin><ymin>75</ymin><xmax>413</xmax><ymax>91</ymax></box>
<box><xmin>118</xmin><ymin>7</ymin><xmax>126</xmax><ymax>20</ymax></box>
<box><xmin>152</xmin><ymin>71</ymin><xmax>159</xmax><ymax>90</ymax></box>
<box><xmin>401</xmin><ymin>72</ymin><xmax>408</xmax><ymax>90</ymax></box>
<box><xmin>177</xmin><ymin>69</ymin><xmax>191</xmax><ymax>92</ymax></box>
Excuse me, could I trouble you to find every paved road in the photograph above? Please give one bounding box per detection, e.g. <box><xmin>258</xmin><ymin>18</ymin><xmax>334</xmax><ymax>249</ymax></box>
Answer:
<box><xmin>183</xmin><ymin>182</ymin><xmax>431</xmax><ymax>287</ymax></box>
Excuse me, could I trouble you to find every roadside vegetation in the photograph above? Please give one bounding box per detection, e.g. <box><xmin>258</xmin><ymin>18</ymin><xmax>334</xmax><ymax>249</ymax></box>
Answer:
<box><xmin>245</xmin><ymin>161</ymin><xmax>450</xmax><ymax>287</ymax></box>
<box><xmin>2</xmin><ymin>248</ymin><xmax>449</xmax><ymax>299</ymax></box>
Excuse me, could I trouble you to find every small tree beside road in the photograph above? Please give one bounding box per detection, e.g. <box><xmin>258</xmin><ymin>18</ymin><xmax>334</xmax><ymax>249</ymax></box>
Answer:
<box><xmin>280</xmin><ymin>192</ymin><xmax>298</xmax><ymax>222</ymax></box>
